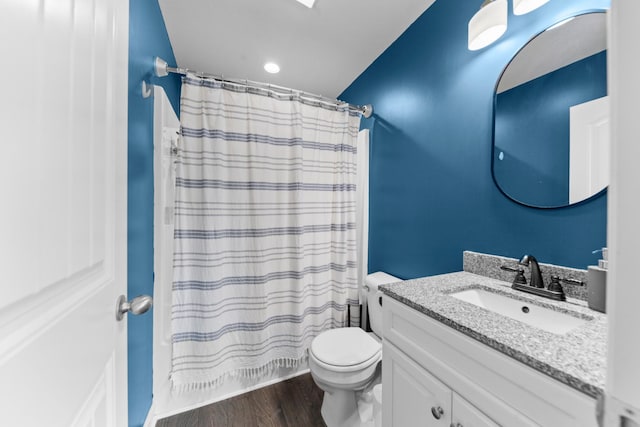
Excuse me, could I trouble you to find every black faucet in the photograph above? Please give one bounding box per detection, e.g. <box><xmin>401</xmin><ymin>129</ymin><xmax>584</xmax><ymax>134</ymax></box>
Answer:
<box><xmin>501</xmin><ymin>255</ymin><xmax>567</xmax><ymax>301</ymax></box>
<box><xmin>519</xmin><ymin>255</ymin><xmax>544</xmax><ymax>289</ymax></box>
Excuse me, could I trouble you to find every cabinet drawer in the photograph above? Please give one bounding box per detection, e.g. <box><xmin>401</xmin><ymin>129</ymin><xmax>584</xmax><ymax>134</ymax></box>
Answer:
<box><xmin>383</xmin><ymin>296</ymin><xmax>597</xmax><ymax>427</ymax></box>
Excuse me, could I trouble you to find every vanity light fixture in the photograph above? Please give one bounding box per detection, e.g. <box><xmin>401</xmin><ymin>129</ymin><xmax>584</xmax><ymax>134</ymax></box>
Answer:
<box><xmin>295</xmin><ymin>0</ymin><xmax>316</xmax><ymax>8</ymax></box>
<box><xmin>468</xmin><ymin>0</ymin><xmax>508</xmax><ymax>51</ymax></box>
<box><xmin>513</xmin><ymin>0</ymin><xmax>550</xmax><ymax>15</ymax></box>
<box><xmin>264</xmin><ymin>62</ymin><xmax>280</xmax><ymax>74</ymax></box>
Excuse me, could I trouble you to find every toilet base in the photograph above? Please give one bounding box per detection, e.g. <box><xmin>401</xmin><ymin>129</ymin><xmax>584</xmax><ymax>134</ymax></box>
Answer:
<box><xmin>321</xmin><ymin>388</ymin><xmax>360</xmax><ymax>427</ymax></box>
<box><xmin>319</xmin><ymin>382</ymin><xmax>381</xmax><ymax>427</ymax></box>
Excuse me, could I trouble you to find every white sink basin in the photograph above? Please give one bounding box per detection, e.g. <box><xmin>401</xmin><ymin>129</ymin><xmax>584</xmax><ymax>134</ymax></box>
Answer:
<box><xmin>451</xmin><ymin>288</ymin><xmax>589</xmax><ymax>334</ymax></box>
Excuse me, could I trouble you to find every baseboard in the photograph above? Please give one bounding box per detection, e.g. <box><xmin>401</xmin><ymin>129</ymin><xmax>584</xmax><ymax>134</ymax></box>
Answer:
<box><xmin>143</xmin><ymin>401</ymin><xmax>157</xmax><ymax>427</ymax></box>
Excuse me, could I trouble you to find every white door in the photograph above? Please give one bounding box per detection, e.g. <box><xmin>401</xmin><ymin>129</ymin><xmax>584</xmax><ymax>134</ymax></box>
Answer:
<box><xmin>569</xmin><ymin>96</ymin><xmax>610</xmax><ymax>204</ymax></box>
<box><xmin>0</xmin><ymin>0</ymin><xmax>129</xmax><ymax>426</ymax></box>
<box><xmin>606</xmin><ymin>0</ymin><xmax>640</xmax><ymax>425</ymax></box>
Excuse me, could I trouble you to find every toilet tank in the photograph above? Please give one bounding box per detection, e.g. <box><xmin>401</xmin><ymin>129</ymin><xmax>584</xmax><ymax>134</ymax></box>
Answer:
<box><xmin>365</xmin><ymin>272</ymin><xmax>400</xmax><ymax>338</ymax></box>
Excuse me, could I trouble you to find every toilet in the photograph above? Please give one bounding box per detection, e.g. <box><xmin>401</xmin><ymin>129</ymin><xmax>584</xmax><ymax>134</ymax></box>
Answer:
<box><xmin>309</xmin><ymin>272</ymin><xmax>399</xmax><ymax>427</ymax></box>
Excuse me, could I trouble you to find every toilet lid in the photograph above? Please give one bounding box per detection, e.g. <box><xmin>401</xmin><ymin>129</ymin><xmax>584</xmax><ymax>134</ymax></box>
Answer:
<box><xmin>311</xmin><ymin>328</ymin><xmax>381</xmax><ymax>367</ymax></box>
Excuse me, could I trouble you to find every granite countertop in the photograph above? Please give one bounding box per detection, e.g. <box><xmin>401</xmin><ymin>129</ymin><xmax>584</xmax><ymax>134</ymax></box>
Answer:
<box><xmin>379</xmin><ymin>271</ymin><xmax>607</xmax><ymax>398</ymax></box>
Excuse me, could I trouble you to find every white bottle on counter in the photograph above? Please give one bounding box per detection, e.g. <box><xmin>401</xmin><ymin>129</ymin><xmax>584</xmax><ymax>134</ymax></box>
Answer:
<box><xmin>588</xmin><ymin>247</ymin><xmax>607</xmax><ymax>313</ymax></box>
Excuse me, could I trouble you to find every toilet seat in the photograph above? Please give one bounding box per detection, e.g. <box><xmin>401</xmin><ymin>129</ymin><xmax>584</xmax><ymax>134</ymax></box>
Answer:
<box><xmin>310</xmin><ymin>349</ymin><xmax>381</xmax><ymax>373</ymax></box>
<box><xmin>310</xmin><ymin>328</ymin><xmax>382</xmax><ymax>372</ymax></box>
<box><xmin>309</xmin><ymin>273</ymin><xmax>399</xmax><ymax>427</ymax></box>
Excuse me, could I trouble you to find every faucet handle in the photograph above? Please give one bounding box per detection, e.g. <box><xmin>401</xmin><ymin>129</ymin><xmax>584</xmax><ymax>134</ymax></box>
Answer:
<box><xmin>547</xmin><ymin>276</ymin><xmax>567</xmax><ymax>301</ymax></box>
<box><xmin>559</xmin><ymin>276</ymin><xmax>585</xmax><ymax>286</ymax></box>
<box><xmin>500</xmin><ymin>265</ymin><xmax>527</xmax><ymax>285</ymax></box>
<box><xmin>548</xmin><ymin>276</ymin><xmax>564</xmax><ymax>293</ymax></box>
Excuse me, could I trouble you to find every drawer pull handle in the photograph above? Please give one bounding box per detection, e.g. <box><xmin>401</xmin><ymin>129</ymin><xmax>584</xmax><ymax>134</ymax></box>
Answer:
<box><xmin>431</xmin><ymin>406</ymin><xmax>444</xmax><ymax>419</ymax></box>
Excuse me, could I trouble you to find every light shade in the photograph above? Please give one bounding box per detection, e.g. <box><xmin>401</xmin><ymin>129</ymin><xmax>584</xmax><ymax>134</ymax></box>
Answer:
<box><xmin>468</xmin><ymin>0</ymin><xmax>508</xmax><ymax>51</ymax></box>
<box><xmin>513</xmin><ymin>0</ymin><xmax>550</xmax><ymax>15</ymax></box>
<box><xmin>296</xmin><ymin>0</ymin><xmax>316</xmax><ymax>8</ymax></box>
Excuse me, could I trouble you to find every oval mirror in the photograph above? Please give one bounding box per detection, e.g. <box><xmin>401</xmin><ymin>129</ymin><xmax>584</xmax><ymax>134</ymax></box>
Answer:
<box><xmin>492</xmin><ymin>12</ymin><xmax>608</xmax><ymax>208</ymax></box>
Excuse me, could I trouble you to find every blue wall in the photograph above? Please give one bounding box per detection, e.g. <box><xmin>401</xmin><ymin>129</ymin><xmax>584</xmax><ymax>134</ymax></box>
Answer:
<box><xmin>128</xmin><ymin>1</ymin><xmax>180</xmax><ymax>425</ymax></box>
<box><xmin>495</xmin><ymin>51</ymin><xmax>607</xmax><ymax>207</ymax></box>
<box><xmin>341</xmin><ymin>0</ymin><xmax>609</xmax><ymax>279</ymax></box>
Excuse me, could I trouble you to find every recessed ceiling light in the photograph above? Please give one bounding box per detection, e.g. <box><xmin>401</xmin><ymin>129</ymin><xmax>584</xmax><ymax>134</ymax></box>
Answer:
<box><xmin>296</xmin><ymin>0</ymin><xmax>316</xmax><ymax>8</ymax></box>
<box><xmin>264</xmin><ymin>62</ymin><xmax>280</xmax><ymax>74</ymax></box>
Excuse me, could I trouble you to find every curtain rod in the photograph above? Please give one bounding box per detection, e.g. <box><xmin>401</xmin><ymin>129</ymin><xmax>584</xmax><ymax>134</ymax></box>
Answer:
<box><xmin>154</xmin><ymin>57</ymin><xmax>373</xmax><ymax>118</ymax></box>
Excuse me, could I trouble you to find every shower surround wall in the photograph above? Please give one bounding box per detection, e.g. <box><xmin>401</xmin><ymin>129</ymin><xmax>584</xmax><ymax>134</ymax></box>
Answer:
<box><xmin>341</xmin><ymin>0</ymin><xmax>609</xmax><ymax>280</ymax></box>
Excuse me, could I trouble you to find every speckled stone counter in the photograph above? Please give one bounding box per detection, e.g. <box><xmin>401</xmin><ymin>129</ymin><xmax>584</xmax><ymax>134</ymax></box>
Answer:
<box><xmin>379</xmin><ymin>271</ymin><xmax>607</xmax><ymax>398</ymax></box>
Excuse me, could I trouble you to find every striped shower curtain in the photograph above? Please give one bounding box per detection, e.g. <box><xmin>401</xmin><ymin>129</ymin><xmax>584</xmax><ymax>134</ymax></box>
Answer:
<box><xmin>170</xmin><ymin>76</ymin><xmax>362</xmax><ymax>391</ymax></box>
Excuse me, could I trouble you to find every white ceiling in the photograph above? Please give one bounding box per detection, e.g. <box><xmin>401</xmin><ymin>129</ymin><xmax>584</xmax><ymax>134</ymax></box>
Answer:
<box><xmin>497</xmin><ymin>13</ymin><xmax>607</xmax><ymax>93</ymax></box>
<box><xmin>158</xmin><ymin>0</ymin><xmax>435</xmax><ymax>99</ymax></box>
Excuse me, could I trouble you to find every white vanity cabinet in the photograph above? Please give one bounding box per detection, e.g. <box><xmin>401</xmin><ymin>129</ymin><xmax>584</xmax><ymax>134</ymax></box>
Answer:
<box><xmin>452</xmin><ymin>393</ymin><xmax>498</xmax><ymax>427</ymax></box>
<box><xmin>384</xmin><ymin>339</ymin><xmax>498</xmax><ymax>426</ymax></box>
<box><xmin>382</xmin><ymin>296</ymin><xmax>598</xmax><ymax>427</ymax></box>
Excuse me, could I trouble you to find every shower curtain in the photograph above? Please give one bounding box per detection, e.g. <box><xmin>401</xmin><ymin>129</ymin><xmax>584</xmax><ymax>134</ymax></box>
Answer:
<box><xmin>171</xmin><ymin>76</ymin><xmax>362</xmax><ymax>391</ymax></box>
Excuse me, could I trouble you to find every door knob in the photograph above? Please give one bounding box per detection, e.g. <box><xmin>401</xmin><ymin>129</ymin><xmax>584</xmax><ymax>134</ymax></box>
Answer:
<box><xmin>431</xmin><ymin>406</ymin><xmax>444</xmax><ymax>419</ymax></box>
<box><xmin>116</xmin><ymin>295</ymin><xmax>153</xmax><ymax>321</ymax></box>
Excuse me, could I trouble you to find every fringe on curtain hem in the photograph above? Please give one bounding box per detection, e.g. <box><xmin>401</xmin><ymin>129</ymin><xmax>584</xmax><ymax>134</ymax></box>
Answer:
<box><xmin>170</xmin><ymin>353</ymin><xmax>309</xmax><ymax>394</ymax></box>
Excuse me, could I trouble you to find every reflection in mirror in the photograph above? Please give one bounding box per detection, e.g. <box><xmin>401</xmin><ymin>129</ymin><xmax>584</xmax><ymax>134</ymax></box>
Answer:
<box><xmin>492</xmin><ymin>12</ymin><xmax>608</xmax><ymax>208</ymax></box>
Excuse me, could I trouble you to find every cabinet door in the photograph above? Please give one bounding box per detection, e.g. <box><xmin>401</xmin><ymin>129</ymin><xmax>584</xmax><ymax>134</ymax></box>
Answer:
<box><xmin>451</xmin><ymin>393</ymin><xmax>500</xmax><ymax>427</ymax></box>
<box><xmin>383</xmin><ymin>341</ymin><xmax>453</xmax><ymax>426</ymax></box>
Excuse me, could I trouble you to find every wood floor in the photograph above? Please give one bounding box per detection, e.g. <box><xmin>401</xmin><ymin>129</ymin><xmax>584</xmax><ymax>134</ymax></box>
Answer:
<box><xmin>156</xmin><ymin>373</ymin><xmax>327</xmax><ymax>427</ymax></box>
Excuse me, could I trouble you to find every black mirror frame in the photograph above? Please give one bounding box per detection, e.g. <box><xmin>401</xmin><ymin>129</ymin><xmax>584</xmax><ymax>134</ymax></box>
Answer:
<box><xmin>490</xmin><ymin>9</ymin><xmax>609</xmax><ymax>209</ymax></box>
